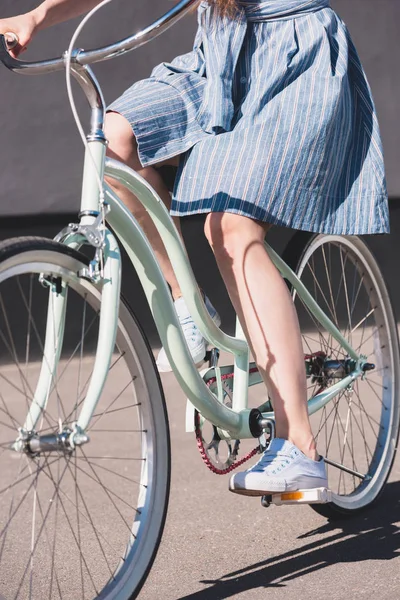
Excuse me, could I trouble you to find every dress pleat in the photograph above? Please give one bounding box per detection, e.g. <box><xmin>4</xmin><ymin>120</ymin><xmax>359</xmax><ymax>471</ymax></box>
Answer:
<box><xmin>108</xmin><ymin>0</ymin><xmax>389</xmax><ymax>235</ymax></box>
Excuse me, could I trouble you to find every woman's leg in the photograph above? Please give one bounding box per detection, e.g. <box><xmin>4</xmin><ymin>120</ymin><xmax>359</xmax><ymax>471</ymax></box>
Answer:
<box><xmin>204</xmin><ymin>212</ymin><xmax>318</xmax><ymax>461</ymax></box>
<box><xmin>105</xmin><ymin>111</ymin><xmax>183</xmax><ymax>299</ymax></box>
<box><xmin>104</xmin><ymin>112</ymin><xmax>220</xmax><ymax>371</ymax></box>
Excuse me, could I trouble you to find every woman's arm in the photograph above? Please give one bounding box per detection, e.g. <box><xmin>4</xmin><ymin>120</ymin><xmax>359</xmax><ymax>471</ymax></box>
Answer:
<box><xmin>0</xmin><ymin>0</ymin><xmax>103</xmax><ymax>57</ymax></box>
<box><xmin>34</xmin><ymin>0</ymin><xmax>105</xmax><ymax>30</ymax></box>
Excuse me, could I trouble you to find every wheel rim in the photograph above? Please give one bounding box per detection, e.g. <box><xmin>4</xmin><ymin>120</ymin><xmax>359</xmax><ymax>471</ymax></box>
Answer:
<box><xmin>0</xmin><ymin>251</ymin><xmax>168</xmax><ymax>599</ymax></box>
<box><xmin>294</xmin><ymin>235</ymin><xmax>399</xmax><ymax>511</ymax></box>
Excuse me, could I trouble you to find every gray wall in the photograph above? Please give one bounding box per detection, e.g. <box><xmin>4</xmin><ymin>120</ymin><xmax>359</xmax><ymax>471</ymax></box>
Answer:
<box><xmin>1</xmin><ymin>1</ymin><xmax>399</xmax><ymax>344</ymax></box>
<box><xmin>0</xmin><ymin>0</ymin><xmax>399</xmax><ymax>216</ymax></box>
<box><xmin>0</xmin><ymin>0</ymin><xmax>198</xmax><ymax>215</ymax></box>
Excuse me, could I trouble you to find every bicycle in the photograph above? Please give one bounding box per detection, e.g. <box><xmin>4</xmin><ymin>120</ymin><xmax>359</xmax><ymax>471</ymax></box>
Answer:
<box><xmin>0</xmin><ymin>0</ymin><xmax>399</xmax><ymax>598</ymax></box>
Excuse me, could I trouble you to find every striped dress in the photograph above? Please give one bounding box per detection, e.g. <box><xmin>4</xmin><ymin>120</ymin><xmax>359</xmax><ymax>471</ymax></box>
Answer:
<box><xmin>109</xmin><ymin>0</ymin><xmax>389</xmax><ymax>235</ymax></box>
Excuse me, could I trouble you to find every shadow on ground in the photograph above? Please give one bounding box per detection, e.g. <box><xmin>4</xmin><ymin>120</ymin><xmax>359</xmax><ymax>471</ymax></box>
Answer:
<box><xmin>179</xmin><ymin>481</ymin><xmax>400</xmax><ymax>599</ymax></box>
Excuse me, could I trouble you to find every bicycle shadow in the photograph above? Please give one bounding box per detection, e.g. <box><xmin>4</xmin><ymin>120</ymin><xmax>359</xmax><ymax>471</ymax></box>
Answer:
<box><xmin>179</xmin><ymin>480</ymin><xmax>400</xmax><ymax>599</ymax></box>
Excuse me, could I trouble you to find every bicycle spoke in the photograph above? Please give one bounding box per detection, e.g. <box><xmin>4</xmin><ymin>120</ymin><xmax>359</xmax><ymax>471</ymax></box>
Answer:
<box><xmin>7</xmin><ymin>457</ymin><xmax>69</xmax><ymax>598</ymax></box>
<box><xmin>0</xmin><ymin>370</ymin><xmax>58</xmax><ymax>431</ymax></box>
<box><xmin>306</xmin><ymin>260</ymin><xmax>338</xmax><ymax>326</ymax></box>
<box><xmin>0</xmin><ymin>291</ymin><xmax>34</xmax><ymax>410</ymax></box>
<box><xmin>364</xmin><ymin>377</ymin><xmax>387</xmax><ymax>407</ymax></box>
<box><xmin>40</xmin><ymin>456</ymin><xmax>100</xmax><ymax>597</ymax></box>
<box><xmin>15</xmin><ymin>278</ymin><xmax>68</xmax><ymax>425</ymax></box>
<box><xmin>48</xmin><ymin>460</ymin><xmax>63</xmax><ymax>600</ymax></box>
<box><xmin>47</xmin><ymin>310</ymin><xmax>99</xmax><ymax>412</ymax></box>
<box><xmin>0</xmin><ymin>246</ymin><xmax>168</xmax><ymax>599</ymax></box>
<box><xmin>74</xmin><ymin>450</ymin><xmax>85</xmax><ymax>599</ymax></box>
<box><xmin>355</xmin><ymin>324</ymin><xmax>380</xmax><ymax>353</ymax></box>
<box><xmin>76</xmin><ymin>449</ymin><xmax>140</xmax><ymax>519</ymax></box>
<box><xmin>365</xmin><ymin>376</ymin><xmax>387</xmax><ymax>391</ymax></box>
<box><xmin>29</xmin><ymin>460</ymin><xmax>39</xmax><ymax>599</ymax></box>
<box><xmin>0</xmin><ymin>390</ymin><xmax>20</xmax><ymax>429</ymax></box>
<box><xmin>67</xmin><ymin>454</ymin><xmax>115</xmax><ymax>582</ymax></box>
<box><xmin>75</xmin><ymin>456</ymin><xmax>144</xmax><ymax>486</ymax></box>
<box><xmin>353</xmin><ymin>383</ymin><xmax>375</xmax><ymax>464</ymax></box>
<box><xmin>321</xmin><ymin>244</ymin><xmax>339</xmax><ymax>327</ymax></box>
<box><xmin>88</xmin><ymin>394</ymin><xmax>140</xmax><ymax>431</ymax></box>
<box><xmin>352</xmin><ymin>388</ymin><xmax>381</xmax><ymax>442</ymax></box>
<box><xmin>62</xmin><ymin>351</ymin><xmax>126</xmax><ymax>427</ymax></box>
<box><xmin>314</xmin><ymin>399</ymin><xmax>341</xmax><ymax>440</ymax></box>
<box><xmin>0</xmin><ymin>455</ymin><xmax>26</xmax><ymax>569</ymax></box>
<box><xmin>294</xmin><ymin>236</ymin><xmax>400</xmax><ymax>508</ymax></box>
<box><xmin>76</xmin><ymin>296</ymin><xmax>87</xmax><ymax>424</ymax></box>
<box><xmin>39</xmin><ymin>460</ymin><xmax>125</xmax><ymax>558</ymax></box>
<box><xmin>82</xmin><ymin>456</ymin><xmax>145</xmax><ymax>460</ymax></box>
<box><xmin>339</xmin><ymin>246</ymin><xmax>353</xmax><ymax>348</ymax></box>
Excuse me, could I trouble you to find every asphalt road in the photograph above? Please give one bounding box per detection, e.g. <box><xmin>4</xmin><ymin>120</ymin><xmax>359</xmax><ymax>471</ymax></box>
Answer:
<box><xmin>138</xmin><ymin>367</ymin><xmax>400</xmax><ymax>600</ymax></box>
<box><xmin>0</xmin><ymin>348</ymin><xmax>399</xmax><ymax>600</ymax></box>
<box><xmin>1</xmin><ymin>217</ymin><xmax>400</xmax><ymax>599</ymax></box>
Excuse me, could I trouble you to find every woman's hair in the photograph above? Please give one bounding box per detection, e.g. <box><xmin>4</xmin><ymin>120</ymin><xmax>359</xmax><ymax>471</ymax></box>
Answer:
<box><xmin>214</xmin><ymin>0</ymin><xmax>238</xmax><ymax>16</ymax></box>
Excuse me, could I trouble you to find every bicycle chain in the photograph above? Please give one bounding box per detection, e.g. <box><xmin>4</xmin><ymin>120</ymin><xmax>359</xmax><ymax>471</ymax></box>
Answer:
<box><xmin>194</xmin><ymin>368</ymin><xmax>261</xmax><ymax>475</ymax></box>
<box><xmin>195</xmin><ymin>352</ymin><xmax>326</xmax><ymax>475</ymax></box>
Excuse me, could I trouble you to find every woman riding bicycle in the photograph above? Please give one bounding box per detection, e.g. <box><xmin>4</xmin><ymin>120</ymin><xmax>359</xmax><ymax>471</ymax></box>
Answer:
<box><xmin>0</xmin><ymin>0</ymin><xmax>388</xmax><ymax>496</ymax></box>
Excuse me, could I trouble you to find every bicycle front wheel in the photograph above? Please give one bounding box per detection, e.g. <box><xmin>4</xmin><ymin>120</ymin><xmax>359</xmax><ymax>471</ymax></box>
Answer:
<box><xmin>286</xmin><ymin>234</ymin><xmax>400</xmax><ymax>517</ymax></box>
<box><xmin>0</xmin><ymin>237</ymin><xmax>170</xmax><ymax>599</ymax></box>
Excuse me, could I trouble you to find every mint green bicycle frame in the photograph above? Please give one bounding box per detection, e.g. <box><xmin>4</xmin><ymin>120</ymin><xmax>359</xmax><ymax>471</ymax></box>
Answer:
<box><xmin>0</xmin><ymin>0</ymin><xmax>365</xmax><ymax>445</ymax></box>
<box><xmin>23</xmin><ymin>135</ymin><xmax>364</xmax><ymax>443</ymax></box>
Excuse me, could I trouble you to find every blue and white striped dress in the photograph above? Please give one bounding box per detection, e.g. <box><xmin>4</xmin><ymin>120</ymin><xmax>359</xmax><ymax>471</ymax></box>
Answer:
<box><xmin>109</xmin><ymin>0</ymin><xmax>389</xmax><ymax>235</ymax></box>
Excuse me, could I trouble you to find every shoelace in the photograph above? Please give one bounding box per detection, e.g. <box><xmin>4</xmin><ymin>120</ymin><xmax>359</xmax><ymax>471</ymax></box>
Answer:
<box><xmin>252</xmin><ymin>452</ymin><xmax>292</xmax><ymax>473</ymax></box>
<box><xmin>180</xmin><ymin>316</ymin><xmax>201</xmax><ymax>343</ymax></box>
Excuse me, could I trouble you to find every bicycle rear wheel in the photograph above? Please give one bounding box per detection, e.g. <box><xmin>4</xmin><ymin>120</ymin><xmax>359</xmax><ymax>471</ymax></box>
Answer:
<box><xmin>286</xmin><ymin>234</ymin><xmax>400</xmax><ymax>517</ymax></box>
<box><xmin>0</xmin><ymin>237</ymin><xmax>170</xmax><ymax>599</ymax></box>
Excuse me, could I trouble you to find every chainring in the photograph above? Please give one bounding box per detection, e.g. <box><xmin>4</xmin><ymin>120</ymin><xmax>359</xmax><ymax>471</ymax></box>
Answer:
<box><xmin>195</xmin><ymin>374</ymin><xmax>259</xmax><ymax>475</ymax></box>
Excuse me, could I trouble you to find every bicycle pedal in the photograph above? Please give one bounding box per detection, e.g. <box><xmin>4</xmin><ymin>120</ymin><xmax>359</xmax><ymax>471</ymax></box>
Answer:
<box><xmin>261</xmin><ymin>487</ymin><xmax>332</xmax><ymax>507</ymax></box>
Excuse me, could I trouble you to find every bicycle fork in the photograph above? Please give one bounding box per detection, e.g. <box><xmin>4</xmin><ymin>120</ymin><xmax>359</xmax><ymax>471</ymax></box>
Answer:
<box><xmin>14</xmin><ymin>60</ymin><xmax>123</xmax><ymax>453</ymax></box>
<box><xmin>13</xmin><ymin>223</ymin><xmax>121</xmax><ymax>454</ymax></box>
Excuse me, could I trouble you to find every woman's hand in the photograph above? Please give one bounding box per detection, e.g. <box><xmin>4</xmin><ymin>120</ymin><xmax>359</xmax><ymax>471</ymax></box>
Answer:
<box><xmin>0</xmin><ymin>13</ymin><xmax>38</xmax><ymax>58</ymax></box>
<box><xmin>1</xmin><ymin>1</ymin><xmax>105</xmax><ymax>58</ymax></box>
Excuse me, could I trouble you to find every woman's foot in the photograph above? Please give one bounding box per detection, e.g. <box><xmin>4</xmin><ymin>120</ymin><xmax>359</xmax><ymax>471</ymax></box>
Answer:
<box><xmin>229</xmin><ymin>438</ymin><xmax>328</xmax><ymax>496</ymax></box>
<box><xmin>156</xmin><ymin>295</ymin><xmax>221</xmax><ymax>372</ymax></box>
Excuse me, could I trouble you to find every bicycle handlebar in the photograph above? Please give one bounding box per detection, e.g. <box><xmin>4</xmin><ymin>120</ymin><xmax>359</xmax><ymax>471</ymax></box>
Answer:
<box><xmin>0</xmin><ymin>0</ymin><xmax>199</xmax><ymax>75</ymax></box>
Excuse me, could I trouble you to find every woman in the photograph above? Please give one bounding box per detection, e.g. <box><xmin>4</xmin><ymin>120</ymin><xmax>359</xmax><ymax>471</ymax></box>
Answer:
<box><xmin>0</xmin><ymin>0</ymin><xmax>388</xmax><ymax>497</ymax></box>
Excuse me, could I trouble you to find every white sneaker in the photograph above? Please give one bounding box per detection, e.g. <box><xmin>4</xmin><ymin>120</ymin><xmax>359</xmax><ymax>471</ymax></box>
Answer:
<box><xmin>156</xmin><ymin>295</ymin><xmax>221</xmax><ymax>373</ymax></box>
<box><xmin>229</xmin><ymin>438</ymin><xmax>328</xmax><ymax>496</ymax></box>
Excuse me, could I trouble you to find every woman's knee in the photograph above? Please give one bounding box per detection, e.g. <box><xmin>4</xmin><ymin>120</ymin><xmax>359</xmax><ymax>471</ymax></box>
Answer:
<box><xmin>104</xmin><ymin>111</ymin><xmax>180</xmax><ymax>174</ymax></box>
<box><xmin>204</xmin><ymin>212</ymin><xmax>269</xmax><ymax>259</ymax></box>
<box><xmin>104</xmin><ymin>111</ymin><xmax>140</xmax><ymax>168</ymax></box>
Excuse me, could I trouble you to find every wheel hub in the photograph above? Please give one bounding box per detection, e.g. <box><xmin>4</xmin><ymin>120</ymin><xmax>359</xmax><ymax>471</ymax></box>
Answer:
<box><xmin>12</xmin><ymin>427</ymin><xmax>90</xmax><ymax>455</ymax></box>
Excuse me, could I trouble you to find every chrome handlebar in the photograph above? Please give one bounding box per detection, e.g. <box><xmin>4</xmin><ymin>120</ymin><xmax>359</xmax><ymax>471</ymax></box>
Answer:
<box><xmin>0</xmin><ymin>0</ymin><xmax>199</xmax><ymax>75</ymax></box>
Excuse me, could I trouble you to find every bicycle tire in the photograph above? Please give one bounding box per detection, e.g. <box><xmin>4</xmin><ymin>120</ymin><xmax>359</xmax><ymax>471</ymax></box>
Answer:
<box><xmin>0</xmin><ymin>236</ymin><xmax>170</xmax><ymax>599</ymax></box>
<box><xmin>283</xmin><ymin>233</ymin><xmax>400</xmax><ymax>518</ymax></box>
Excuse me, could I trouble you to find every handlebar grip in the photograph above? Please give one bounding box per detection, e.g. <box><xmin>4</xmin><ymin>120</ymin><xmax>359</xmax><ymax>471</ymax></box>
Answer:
<box><xmin>4</xmin><ymin>32</ymin><xmax>19</xmax><ymax>50</ymax></box>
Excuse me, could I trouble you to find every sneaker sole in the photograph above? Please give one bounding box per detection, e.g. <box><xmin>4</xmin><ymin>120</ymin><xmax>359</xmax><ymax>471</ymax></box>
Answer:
<box><xmin>229</xmin><ymin>477</ymin><xmax>328</xmax><ymax>496</ymax></box>
<box><xmin>229</xmin><ymin>487</ymin><xmax>272</xmax><ymax>497</ymax></box>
